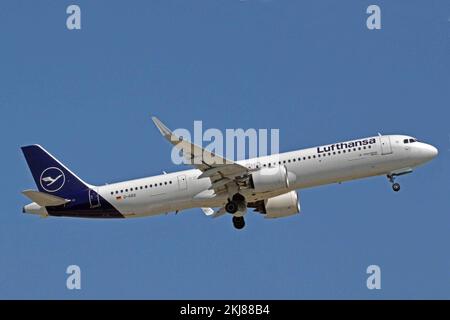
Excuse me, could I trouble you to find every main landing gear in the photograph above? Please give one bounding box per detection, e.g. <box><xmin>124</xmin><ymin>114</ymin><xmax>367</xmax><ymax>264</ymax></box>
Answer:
<box><xmin>387</xmin><ymin>174</ymin><xmax>401</xmax><ymax>192</ymax></box>
<box><xmin>232</xmin><ymin>216</ymin><xmax>245</xmax><ymax>229</ymax></box>
<box><xmin>225</xmin><ymin>201</ymin><xmax>238</xmax><ymax>214</ymax></box>
<box><xmin>225</xmin><ymin>193</ymin><xmax>247</xmax><ymax>230</ymax></box>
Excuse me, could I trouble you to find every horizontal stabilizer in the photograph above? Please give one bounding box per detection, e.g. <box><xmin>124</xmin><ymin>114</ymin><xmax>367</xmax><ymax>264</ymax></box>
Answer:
<box><xmin>22</xmin><ymin>190</ymin><xmax>70</xmax><ymax>207</ymax></box>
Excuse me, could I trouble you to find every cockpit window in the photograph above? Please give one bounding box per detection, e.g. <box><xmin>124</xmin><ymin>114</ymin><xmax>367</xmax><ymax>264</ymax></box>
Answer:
<box><xmin>404</xmin><ymin>138</ymin><xmax>418</xmax><ymax>144</ymax></box>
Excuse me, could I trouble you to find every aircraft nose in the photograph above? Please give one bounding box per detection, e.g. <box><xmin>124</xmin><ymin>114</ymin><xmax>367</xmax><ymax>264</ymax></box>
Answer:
<box><xmin>422</xmin><ymin>144</ymin><xmax>438</xmax><ymax>160</ymax></box>
<box><xmin>431</xmin><ymin>145</ymin><xmax>438</xmax><ymax>157</ymax></box>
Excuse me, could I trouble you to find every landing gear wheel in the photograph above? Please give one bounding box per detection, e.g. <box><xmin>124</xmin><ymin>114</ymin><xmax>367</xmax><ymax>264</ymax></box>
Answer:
<box><xmin>392</xmin><ymin>183</ymin><xmax>400</xmax><ymax>192</ymax></box>
<box><xmin>232</xmin><ymin>216</ymin><xmax>245</xmax><ymax>230</ymax></box>
<box><xmin>387</xmin><ymin>174</ymin><xmax>401</xmax><ymax>192</ymax></box>
<box><xmin>225</xmin><ymin>201</ymin><xmax>238</xmax><ymax>214</ymax></box>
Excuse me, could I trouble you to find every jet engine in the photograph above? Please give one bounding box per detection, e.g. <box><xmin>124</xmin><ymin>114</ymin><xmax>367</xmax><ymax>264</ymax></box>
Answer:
<box><xmin>264</xmin><ymin>191</ymin><xmax>300</xmax><ymax>218</ymax></box>
<box><xmin>250</xmin><ymin>166</ymin><xmax>290</xmax><ymax>193</ymax></box>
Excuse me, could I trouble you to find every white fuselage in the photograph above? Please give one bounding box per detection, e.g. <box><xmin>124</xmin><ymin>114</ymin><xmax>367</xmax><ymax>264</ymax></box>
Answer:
<box><xmin>96</xmin><ymin>134</ymin><xmax>437</xmax><ymax>218</ymax></box>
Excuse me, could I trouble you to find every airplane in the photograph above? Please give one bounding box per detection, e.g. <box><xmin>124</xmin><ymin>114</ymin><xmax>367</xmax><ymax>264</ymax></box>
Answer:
<box><xmin>21</xmin><ymin>117</ymin><xmax>438</xmax><ymax>229</ymax></box>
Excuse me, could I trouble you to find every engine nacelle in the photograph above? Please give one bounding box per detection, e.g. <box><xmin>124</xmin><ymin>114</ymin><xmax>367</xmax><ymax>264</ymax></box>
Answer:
<box><xmin>264</xmin><ymin>191</ymin><xmax>300</xmax><ymax>219</ymax></box>
<box><xmin>250</xmin><ymin>166</ymin><xmax>290</xmax><ymax>193</ymax></box>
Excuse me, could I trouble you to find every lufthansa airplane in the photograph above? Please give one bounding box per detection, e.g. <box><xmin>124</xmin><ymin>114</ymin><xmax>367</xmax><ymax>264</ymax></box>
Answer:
<box><xmin>21</xmin><ymin>118</ymin><xmax>438</xmax><ymax>229</ymax></box>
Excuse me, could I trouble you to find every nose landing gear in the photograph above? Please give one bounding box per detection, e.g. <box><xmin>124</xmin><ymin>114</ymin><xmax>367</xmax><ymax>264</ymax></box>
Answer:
<box><xmin>387</xmin><ymin>169</ymin><xmax>413</xmax><ymax>192</ymax></box>
<box><xmin>387</xmin><ymin>174</ymin><xmax>401</xmax><ymax>192</ymax></box>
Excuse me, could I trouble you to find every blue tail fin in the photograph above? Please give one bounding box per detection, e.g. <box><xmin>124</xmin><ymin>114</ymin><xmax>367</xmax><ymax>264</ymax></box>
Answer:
<box><xmin>21</xmin><ymin>145</ymin><xmax>90</xmax><ymax>198</ymax></box>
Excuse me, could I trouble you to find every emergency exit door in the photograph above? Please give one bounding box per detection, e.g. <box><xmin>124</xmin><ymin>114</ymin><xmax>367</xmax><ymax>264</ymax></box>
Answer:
<box><xmin>178</xmin><ymin>175</ymin><xmax>187</xmax><ymax>190</ymax></box>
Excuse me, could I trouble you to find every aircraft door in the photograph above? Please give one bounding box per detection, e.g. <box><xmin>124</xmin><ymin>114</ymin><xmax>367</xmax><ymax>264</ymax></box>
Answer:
<box><xmin>178</xmin><ymin>175</ymin><xmax>187</xmax><ymax>190</ymax></box>
<box><xmin>380</xmin><ymin>135</ymin><xmax>393</xmax><ymax>155</ymax></box>
<box><xmin>89</xmin><ymin>188</ymin><xmax>101</xmax><ymax>208</ymax></box>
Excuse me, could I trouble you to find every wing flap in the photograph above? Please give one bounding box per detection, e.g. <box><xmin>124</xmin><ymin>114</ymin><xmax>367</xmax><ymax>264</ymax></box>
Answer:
<box><xmin>202</xmin><ymin>207</ymin><xmax>227</xmax><ymax>218</ymax></box>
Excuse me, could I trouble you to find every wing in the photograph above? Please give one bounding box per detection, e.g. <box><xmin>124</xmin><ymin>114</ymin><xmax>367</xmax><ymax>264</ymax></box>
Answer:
<box><xmin>151</xmin><ymin>117</ymin><xmax>249</xmax><ymax>194</ymax></box>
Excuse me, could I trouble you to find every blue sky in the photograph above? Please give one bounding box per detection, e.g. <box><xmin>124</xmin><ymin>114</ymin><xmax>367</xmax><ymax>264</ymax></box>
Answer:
<box><xmin>0</xmin><ymin>0</ymin><xmax>449</xmax><ymax>299</ymax></box>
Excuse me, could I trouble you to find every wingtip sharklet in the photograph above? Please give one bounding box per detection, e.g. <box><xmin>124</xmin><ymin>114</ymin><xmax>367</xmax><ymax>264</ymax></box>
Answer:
<box><xmin>151</xmin><ymin>116</ymin><xmax>172</xmax><ymax>137</ymax></box>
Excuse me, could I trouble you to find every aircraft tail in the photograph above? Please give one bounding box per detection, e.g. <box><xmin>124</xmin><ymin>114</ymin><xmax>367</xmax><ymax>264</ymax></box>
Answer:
<box><xmin>21</xmin><ymin>145</ymin><xmax>91</xmax><ymax>199</ymax></box>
